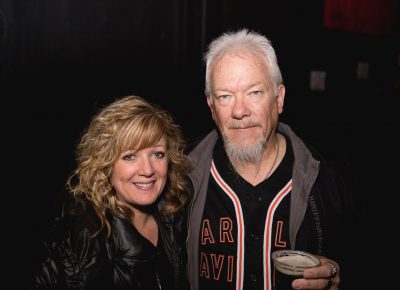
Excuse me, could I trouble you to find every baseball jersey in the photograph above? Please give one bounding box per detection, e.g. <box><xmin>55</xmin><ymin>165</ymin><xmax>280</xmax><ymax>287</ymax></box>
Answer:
<box><xmin>198</xmin><ymin>136</ymin><xmax>295</xmax><ymax>290</ymax></box>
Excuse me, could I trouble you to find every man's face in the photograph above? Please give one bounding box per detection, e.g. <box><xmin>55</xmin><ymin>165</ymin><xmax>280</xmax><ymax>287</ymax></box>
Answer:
<box><xmin>207</xmin><ymin>52</ymin><xmax>284</xmax><ymax>164</ymax></box>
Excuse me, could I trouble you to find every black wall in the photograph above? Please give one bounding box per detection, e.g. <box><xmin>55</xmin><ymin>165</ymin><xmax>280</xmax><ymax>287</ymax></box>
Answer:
<box><xmin>1</xmin><ymin>0</ymin><xmax>398</xmax><ymax>288</ymax></box>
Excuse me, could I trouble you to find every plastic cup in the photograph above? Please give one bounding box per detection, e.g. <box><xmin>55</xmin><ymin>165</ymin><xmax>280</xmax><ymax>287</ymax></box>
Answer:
<box><xmin>271</xmin><ymin>250</ymin><xmax>320</xmax><ymax>290</ymax></box>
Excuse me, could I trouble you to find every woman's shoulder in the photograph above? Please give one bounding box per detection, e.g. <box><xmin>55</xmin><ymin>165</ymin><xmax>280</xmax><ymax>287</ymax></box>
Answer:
<box><xmin>31</xmin><ymin>197</ymin><xmax>110</xmax><ymax>289</ymax></box>
<box><xmin>63</xmin><ymin>196</ymin><xmax>100</xmax><ymax>227</ymax></box>
<box><xmin>42</xmin><ymin>197</ymin><xmax>104</xmax><ymax>248</ymax></box>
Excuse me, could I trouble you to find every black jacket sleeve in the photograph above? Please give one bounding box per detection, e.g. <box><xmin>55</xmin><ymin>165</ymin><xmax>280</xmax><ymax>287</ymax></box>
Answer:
<box><xmin>30</xmin><ymin>205</ymin><xmax>108</xmax><ymax>289</ymax></box>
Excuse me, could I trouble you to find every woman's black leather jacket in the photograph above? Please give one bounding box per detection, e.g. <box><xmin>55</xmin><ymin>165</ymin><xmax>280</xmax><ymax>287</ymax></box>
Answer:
<box><xmin>30</xmin><ymin>199</ymin><xmax>187</xmax><ymax>290</ymax></box>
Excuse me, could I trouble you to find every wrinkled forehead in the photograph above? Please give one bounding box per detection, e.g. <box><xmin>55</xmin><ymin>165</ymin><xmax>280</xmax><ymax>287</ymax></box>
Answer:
<box><xmin>212</xmin><ymin>51</ymin><xmax>268</xmax><ymax>76</ymax></box>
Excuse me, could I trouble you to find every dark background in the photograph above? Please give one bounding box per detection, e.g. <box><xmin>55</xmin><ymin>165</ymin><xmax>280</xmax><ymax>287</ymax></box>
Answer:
<box><xmin>1</xmin><ymin>0</ymin><xmax>399</xmax><ymax>288</ymax></box>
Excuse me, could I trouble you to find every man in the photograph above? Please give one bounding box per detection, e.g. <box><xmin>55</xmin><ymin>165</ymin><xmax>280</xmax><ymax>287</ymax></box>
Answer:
<box><xmin>186</xmin><ymin>29</ymin><xmax>348</xmax><ymax>290</ymax></box>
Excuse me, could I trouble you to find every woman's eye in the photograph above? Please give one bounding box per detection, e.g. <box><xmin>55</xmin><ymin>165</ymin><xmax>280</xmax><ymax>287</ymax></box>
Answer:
<box><xmin>154</xmin><ymin>151</ymin><xmax>166</xmax><ymax>158</ymax></box>
<box><xmin>122</xmin><ymin>153</ymin><xmax>135</xmax><ymax>160</ymax></box>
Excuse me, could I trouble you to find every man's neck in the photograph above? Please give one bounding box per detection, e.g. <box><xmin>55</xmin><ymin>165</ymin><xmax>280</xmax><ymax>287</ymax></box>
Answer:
<box><xmin>233</xmin><ymin>133</ymin><xmax>285</xmax><ymax>186</ymax></box>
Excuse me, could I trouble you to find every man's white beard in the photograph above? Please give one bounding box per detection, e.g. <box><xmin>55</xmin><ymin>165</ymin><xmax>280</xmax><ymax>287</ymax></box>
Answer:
<box><xmin>223</xmin><ymin>134</ymin><xmax>268</xmax><ymax>167</ymax></box>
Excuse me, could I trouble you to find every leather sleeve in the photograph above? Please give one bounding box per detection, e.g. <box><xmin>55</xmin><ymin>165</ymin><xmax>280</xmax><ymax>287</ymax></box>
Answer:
<box><xmin>31</xmin><ymin>208</ymin><xmax>108</xmax><ymax>289</ymax></box>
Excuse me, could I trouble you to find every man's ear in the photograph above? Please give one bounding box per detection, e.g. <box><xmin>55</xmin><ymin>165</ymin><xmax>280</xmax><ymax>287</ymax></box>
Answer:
<box><xmin>277</xmin><ymin>85</ymin><xmax>285</xmax><ymax>114</ymax></box>
<box><xmin>206</xmin><ymin>95</ymin><xmax>216</xmax><ymax>120</ymax></box>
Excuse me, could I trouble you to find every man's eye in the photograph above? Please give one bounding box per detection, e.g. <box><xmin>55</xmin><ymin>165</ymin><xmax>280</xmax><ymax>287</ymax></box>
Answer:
<box><xmin>218</xmin><ymin>95</ymin><xmax>230</xmax><ymax>99</ymax></box>
<box><xmin>216</xmin><ymin>95</ymin><xmax>232</xmax><ymax>106</ymax></box>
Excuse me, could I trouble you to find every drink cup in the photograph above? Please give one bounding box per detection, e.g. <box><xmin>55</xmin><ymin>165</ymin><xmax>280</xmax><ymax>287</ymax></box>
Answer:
<box><xmin>271</xmin><ymin>250</ymin><xmax>320</xmax><ymax>290</ymax></box>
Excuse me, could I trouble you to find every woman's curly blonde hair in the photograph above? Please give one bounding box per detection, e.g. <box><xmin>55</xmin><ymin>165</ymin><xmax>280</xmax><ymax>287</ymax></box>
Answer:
<box><xmin>66</xmin><ymin>95</ymin><xmax>191</xmax><ymax>237</ymax></box>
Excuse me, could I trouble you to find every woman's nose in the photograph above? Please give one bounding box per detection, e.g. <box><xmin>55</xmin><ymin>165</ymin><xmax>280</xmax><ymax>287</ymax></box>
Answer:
<box><xmin>138</xmin><ymin>157</ymin><xmax>155</xmax><ymax>177</ymax></box>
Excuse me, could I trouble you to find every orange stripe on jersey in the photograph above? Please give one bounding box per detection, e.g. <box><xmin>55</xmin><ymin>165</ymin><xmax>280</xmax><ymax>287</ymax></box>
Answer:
<box><xmin>211</xmin><ymin>160</ymin><xmax>244</xmax><ymax>290</ymax></box>
<box><xmin>263</xmin><ymin>180</ymin><xmax>292</xmax><ymax>290</ymax></box>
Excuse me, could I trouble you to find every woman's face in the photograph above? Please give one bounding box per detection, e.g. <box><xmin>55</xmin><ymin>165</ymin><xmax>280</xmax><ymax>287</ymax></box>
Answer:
<box><xmin>111</xmin><ymin>137</ymin><xmax>168</xmax><ymax>212</ymax></box>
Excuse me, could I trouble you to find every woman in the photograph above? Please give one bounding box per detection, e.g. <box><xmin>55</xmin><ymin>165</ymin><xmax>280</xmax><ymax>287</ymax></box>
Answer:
<box><xmin>31</xmin><ymin>95</ymin><xmax>191</xmax><ymax>290</ymax></box>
